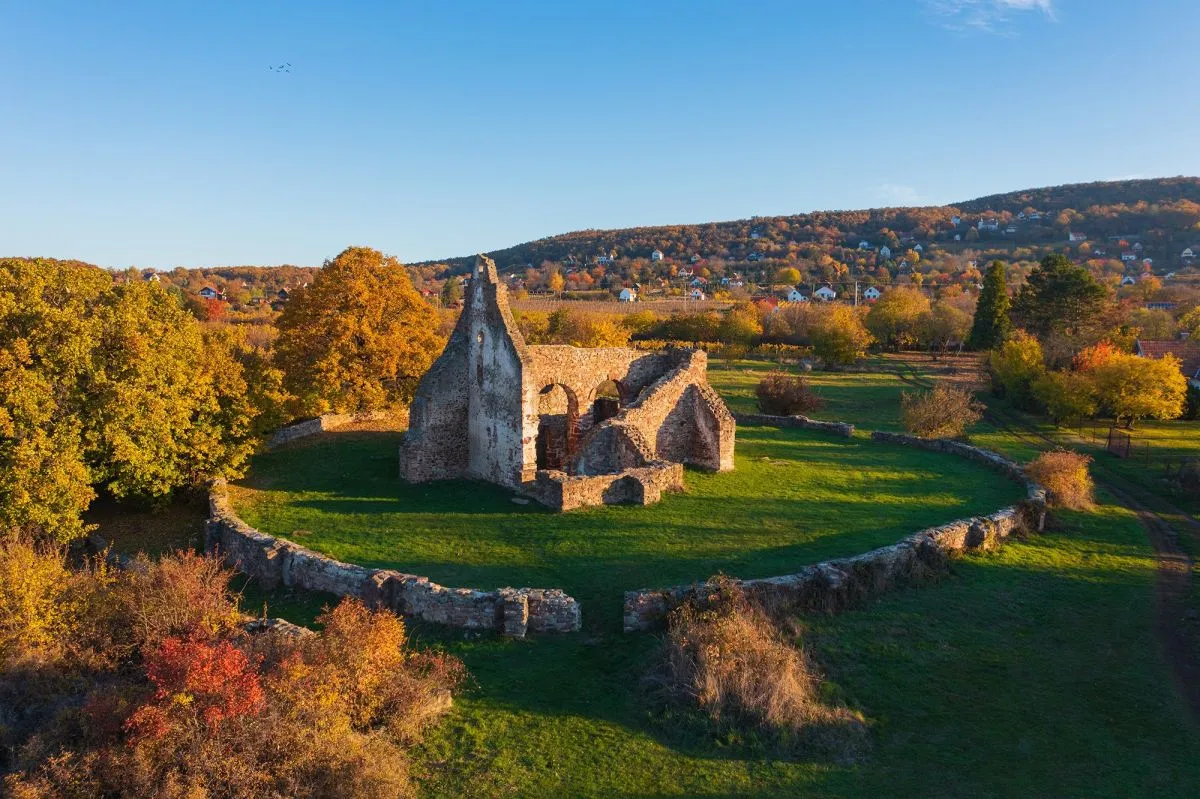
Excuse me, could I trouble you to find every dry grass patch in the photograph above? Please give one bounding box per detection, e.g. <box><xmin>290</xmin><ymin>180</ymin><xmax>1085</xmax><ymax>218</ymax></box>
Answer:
<box><xmin>1026</xmin><ymin>449</ymin><xmax>1095</xmax><ymax>510</ymax></box>
<box><xmin>645</xmin><ymin>576</ymin><xmax>867</xmax><ymax>761</ymax></box>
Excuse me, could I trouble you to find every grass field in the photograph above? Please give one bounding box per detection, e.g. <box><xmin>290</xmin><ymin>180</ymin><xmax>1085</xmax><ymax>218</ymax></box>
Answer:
<box><xmin>229</xmin><ymin>425</ymin><xmax>1021</xmax><ymax>629</ymax></box>
<box><xmin>213</xmin><ymin>355</ymin><xmax>1200</xmax><ymax>796</ymax></box>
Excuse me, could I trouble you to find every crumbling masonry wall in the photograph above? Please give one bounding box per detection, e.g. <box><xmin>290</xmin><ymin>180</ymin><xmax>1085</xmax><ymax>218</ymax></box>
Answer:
<box><xmin>400</xmin><ymin>255</ymin><xmax>735</xmax><ymax>509</ymax></box>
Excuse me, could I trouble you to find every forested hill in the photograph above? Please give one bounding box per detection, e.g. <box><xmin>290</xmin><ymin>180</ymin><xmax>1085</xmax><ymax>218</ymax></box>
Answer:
<box><xmin>417</xmin><ymin>177</ymin><xmax>1200</xmax><ymax>276</ymax></box>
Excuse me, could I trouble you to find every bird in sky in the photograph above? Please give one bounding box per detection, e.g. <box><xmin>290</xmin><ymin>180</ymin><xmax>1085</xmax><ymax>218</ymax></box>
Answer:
<box><xmin>269</xmin><ymin>63</ymin><xmax>292</xmax><ymax>73</ymax></box>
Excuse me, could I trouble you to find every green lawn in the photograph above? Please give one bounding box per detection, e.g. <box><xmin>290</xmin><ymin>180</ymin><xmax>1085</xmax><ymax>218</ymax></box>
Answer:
<box><xmin>230</xmin><ymin>424</ymin><xmax>1022</xmax><ymax>630</ymax></box>
<box><xmin>228</xmin><ymin>357</ymin><xmax>1200</xmax><ymax>797</ymax></box>
<box><xmin>249</xmin><ymin>494</ymin><xmax>1200</xmax><ymax>798</ymax></box>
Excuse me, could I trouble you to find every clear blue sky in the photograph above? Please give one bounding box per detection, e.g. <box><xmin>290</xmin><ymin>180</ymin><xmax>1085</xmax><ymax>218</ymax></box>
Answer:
<box><xmin>2</xmin><ymin>0</ymin><xmax>1197</xmax><ymax>268</ymax></box>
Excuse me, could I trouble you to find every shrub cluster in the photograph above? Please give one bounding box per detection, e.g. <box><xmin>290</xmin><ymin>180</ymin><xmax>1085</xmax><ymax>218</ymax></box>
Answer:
<box><xmin>1025</xmin><ymin>449</ymin><xmax>1095</xmax><ymax>510</ymax></box>
<box><xmin>0</xmin><ymin>541</ymin><xmax>464</xmax><ymax>798</ymax></box>
<box><xmin>755</xmin><ymin>372</ymin><xmax>824</xmax><ymax>416</ymax></box>
<box><xmin>645</xmin><ymin>576</ymin><xmax>866</xmax><ymax>760</ymax></box>
<box><xmin>900</xmin><ymin>382</ymin><xmax>984</xmax><ymax>439</ymax></box>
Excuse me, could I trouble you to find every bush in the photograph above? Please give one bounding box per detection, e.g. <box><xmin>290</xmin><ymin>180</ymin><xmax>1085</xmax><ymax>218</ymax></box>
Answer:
<box><xmin>900</xmin><ymin>382</ymin><xmax>984</xmax><ymax>439</ymax></box>
<box><xmin>0</xmin><ymin>545</ymin><xmax>465</xmax><ymax>798</ymax></box>
<box><xmin>1026</xmin><ymin>449</ymin><xmax>1094</xmax><ymax>510</ymax></box>
<box><xmin>755</xmin><ymin>372</ymin><xmax>824</xmax><ymax>416</ymax></box>
<box><xmin>645</xmin><ymin>576</ymin><xmax>866</xmax><ymax>759</ymax></box>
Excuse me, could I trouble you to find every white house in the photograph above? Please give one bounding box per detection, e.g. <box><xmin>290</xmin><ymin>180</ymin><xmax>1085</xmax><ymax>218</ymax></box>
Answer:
<box><xmin>1142</xmin><ymin>258</ymin><xmax>1154</xmax><ymax>268</ymax></box>
<box><xmin>813</xmin><ymin>286</ymin><xmax>837</xmax><ymax>301</ymax></box>
<box><xmin>618</xmin><ymin>287</ymin><xmax>637</xmax><ymax>302</ymax></box>
<box><xmin>978</xmin><ymin>218</ymin><xmax>1000</xmax><ymax>231</ymax></box>
<box><xmin>858</xmin><ymin>240</ymin><xmax>871</xmax><ymax>249</ymax></box>
<box><xmin>595</xmin><ymin>254</ymin><xmax>613</xmax><ymax>265</ymax></box>
<box><xmin>198</xmin><ymin>286</ymin><xmax>221</xmax><ymax>299</ymax></box>
<box><xmin>879</xmin><ymin>246</ymin><xmax>892</xmax><ymax>260</ymax></box>
<box><xmin>913</xmin><ymin>244</ymin><xmax>924</xmax><ymax>252</ymax></box>
<box><xmin>863</xmin><ymin>286</ymin><xmax>882</xmax><ymax>302</ymax></box>
<box><xmin>1132</xmin><ymin>242</ymin><xmax>1144</xmax><ymax>252</ymax></box>
<box><xmin>1182</xmin><ymin>247</ymin><xmax>1195</xmax><ymax>260</ymax></box>
<box><xmin>1120</xmin><ymin>275</ymin><xmax>1137</xmax><ymax>286</ymax></box>
<box><xmin>786</xmin><ymin>288</ymin><xmax>808</xmax><ymax>303</ymax></box>
<box><xmin>690</xmin><ymin>277</ymin><xmax>707</xmax><ymax>287</ymax></box>
<box><xmin>1005</xmin><ymin>225</ymin><xmax>1018</xmax><ymax>234</ymax></box>
<box><xmin>650</xmin><ymin>249</ymin><xmax>664</xmax><ymax>262</ymax></box>
<box><xmin>954</xmin><ymin>234</ymin><xmax>962</xmax><ymax>242</ymax></box>
<box><xmin>1068</xmin><ymin>231</ymin><xmax>1087</xmax><ymax>242</ymax></box>
<box><xmin>689</xmin><ymin>288</ymin><xmax>706</xmax><ymax>301</ymax></box>
<box><xmin>690</xmin><ymin>254</ymin><xmax>702</xmax><ymax>263</ymax></box>
<box><xmin>1121</xmin><ymin>251</ymin><xmax>1138</xmax><ymax>262</ymax></box>
<box><xmin>950</xmin><ymin>215</ymin><xmax>961</xmax><ymax>227</ymax></box>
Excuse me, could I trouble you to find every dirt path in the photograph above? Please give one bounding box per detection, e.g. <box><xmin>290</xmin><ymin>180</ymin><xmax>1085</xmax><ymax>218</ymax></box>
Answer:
<box><xmin>888</xmin><ymin>356</ymin><xmax>1200</xmax><ymax>726</ymax></box>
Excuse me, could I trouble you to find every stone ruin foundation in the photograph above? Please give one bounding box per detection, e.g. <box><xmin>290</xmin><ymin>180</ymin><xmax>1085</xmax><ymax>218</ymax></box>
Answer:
<box><xmin>400</xmin><ymin>255</ymin><xmax>736</xmax><ymax>510</ymax></box>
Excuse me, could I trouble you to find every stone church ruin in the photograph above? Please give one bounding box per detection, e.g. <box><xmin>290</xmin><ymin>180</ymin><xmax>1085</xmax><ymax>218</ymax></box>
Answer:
<box><xmin>400</xmin><ymin>256</ymin><xmax>735</xmax><ymax>510</ymax></box>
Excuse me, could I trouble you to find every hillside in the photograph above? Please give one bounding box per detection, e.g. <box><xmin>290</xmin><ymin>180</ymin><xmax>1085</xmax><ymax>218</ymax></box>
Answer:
<box><xmin>415</xmin><ymin>177</ymin><xmax>1200</xmax><ymax>292</ymax></box>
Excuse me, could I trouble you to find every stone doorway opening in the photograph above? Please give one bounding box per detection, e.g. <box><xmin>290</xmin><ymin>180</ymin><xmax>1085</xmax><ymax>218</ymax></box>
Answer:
<box><xmin>536</xmin><ymin>384</ymin><xmax>580</xmax><ymax>472</ymax></box>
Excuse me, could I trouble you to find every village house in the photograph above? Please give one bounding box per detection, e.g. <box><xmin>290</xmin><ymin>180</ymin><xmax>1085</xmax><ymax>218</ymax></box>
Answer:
<box><xmin>747</xmin><ymin>252</ymin><xmax>763</xmax><ymax>262</ymax></box>
<box><xmin>813</xmin><ymin>286</ymin><xmax>837</xmax><ymax>301</ymax></box>
<box><xmin>142</xmin><ymin>269</ymin><xmax>160</xmax><ymax>282</ymax></box>
<box><xmin>786</xmin><ymin>287</ymin><xmax>808</xmax><ymax>303</ymax></box>
<box><xmin>977</xmin><ymin>218</ymin><xmax>999</xmax><ymax>231</ymax></box>
<box><xmin>913</xmin><ymin>243</ymin><xmax>924</xmax><ymax>252</ymax></box>
<box><xmin>1121</xmin><ymin>252</ymin><xmax>1138</xmax><ymax>262</ymax></box>
<box><xmin>950</xmin><ymin>215</ymin><xmax>961</xmax><ymax>227</ymax></box>
<box><xmin>879</xmin><ymin>246</ymin><xmax>892</xmax><ymax>260</ymax></box>
<box><xmin>689</xmin><ymin>287</ymin><xmax>706</xmax><ymax>301</ymax></box>
<box><xmin>650</xmin><ymin>249</ymin><xmax>664</xmax><ymax>262</ymax></box>
<box><xmin>1068</xmin><ymin>231</ymin><xmax>1087</xmax><ymax>242</ymax></box>
<box><xmin>1182</xmin><ymin>247</ymin><xmax>1195</xmax><ymax>261</ymax></box>
<box><xmin>618</xmin><ymin>287</ymin><xmax>637</xmax><ymax>302</ymax></box>
<box><xmin>862</xmin><ymin>286</ymin><xmax>882</xmax><ymax>302</ymax></box>
<box><xmin>1004</xmin><ymin>225</ymin><xmax>1018</xmax><ymax>234</ymax></box>
<box><xmin>858</xmin><ymin>240</ymin><xmax>871</xmax><ymax>249</ymax></box>
<box><xmin>198</xmin><ymin>286</ymin><xmax>222</xmax><ymax>300</ymax></box>
<box><xmin>1134</xmin><ymin>339</ymin><xmax>1200</xmax><ymax>389</ymax></box>
<box><xmin>1120</xmin><ymin>275</ymin><xmax>1137</xmax><ymax>286</ymax></box>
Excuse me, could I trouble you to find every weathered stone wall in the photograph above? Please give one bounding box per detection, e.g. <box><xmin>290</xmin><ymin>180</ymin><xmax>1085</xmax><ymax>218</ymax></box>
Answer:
<box><xmin>267</xmin><ymin>412</ymin><xmax>389</xmax><ymax>449</ymax></box>
<box><xmin>529</xmin><ymin>462</ymin><xmax>685</xmax><ymax>511</ymax></box>
<box><xmin>734</xmin><ymin>412</ymin><xmax>855</xmax><ymax>438</ymax></box>
<box><xmin>622</xmin><ymin>434</ymin><xmax>1046</xmax><ymax>632</ymax></box>
<box><xmin>206</xmin><ymin>480</ymin><xmax>581</xmax><ymax>637</ymax></box>
<box><xmin>401</xmin><ymin>255</ymin><xmax>736</xmax><ymax>510</ymax></box>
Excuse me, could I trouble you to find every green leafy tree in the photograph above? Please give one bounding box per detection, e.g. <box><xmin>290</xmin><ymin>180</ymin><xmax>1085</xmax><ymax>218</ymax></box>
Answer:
<box><xmin>440</xmin><ymin>275</ymin><xmax>461</xmax><ymax>307</ymax></box>
<box><xmin>967</xmin><ymin>261</ymin><xmax>1011</xmax><ymax>350</ymax></box>
<box><xmin>275</xmin><ymin>247</ymin><xmax>444</xmax><ymax>414</ymax></box>
<box><xmin>1031</xmin><ymin>370</ymin><xmax>1098</xmax><ymax>423</ymax></box>
<box><xmin>1011</xmin><ymin>253</ymin><xmax>1107</xmax><ymax>339</ymax></box>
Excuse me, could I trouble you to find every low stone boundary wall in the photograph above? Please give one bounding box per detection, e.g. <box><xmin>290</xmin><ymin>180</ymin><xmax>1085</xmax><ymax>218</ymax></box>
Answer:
<box><xmin>266</xmin><ymin>412</ymin><xmax>390</xmax><ymax>449</ymax></box>
<box><xmin>622</xmin><ymin>433</ymin><xmax>1046</xmax><ymax>632</ymax></box>
<box><xmin>206</xmin><ymin>480</ymin><xmax>580</xmax><ymax>637</ymax></box>
<box><xmin>734</xmin><ymin>412</ymin><xmax>854</xmax><ymax>438</ymax></box>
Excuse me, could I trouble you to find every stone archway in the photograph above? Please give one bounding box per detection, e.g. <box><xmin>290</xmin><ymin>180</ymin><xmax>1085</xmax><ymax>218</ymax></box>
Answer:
<box><xmin>591</xmin><ymin>378</ymin><xmax>623</xmax><ymax>425</ymax></box>
<box><xmin>536</xmin><ymin>383</ymin><xmax>580</xmax><ymax>472</ymax></box>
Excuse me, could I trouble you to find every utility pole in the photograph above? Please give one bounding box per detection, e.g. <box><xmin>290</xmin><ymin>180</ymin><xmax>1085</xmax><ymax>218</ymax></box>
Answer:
<box><xmin>854</xmin><ymin>280</ymin><xmax>859</xmax><ymax>307</ymax></box>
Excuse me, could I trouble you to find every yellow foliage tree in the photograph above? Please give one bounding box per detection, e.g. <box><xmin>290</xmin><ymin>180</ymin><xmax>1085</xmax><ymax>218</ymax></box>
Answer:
<box><xmin>1092</xmin><ymin>352</ymin><xmax>1187</xmax><ymax>428</ymax></box>
<box><xmin>274</xmin><ymin>247</ymin><xmax>444</xmax><ymax>415</ymax></box>
<box><xmin>988</xmin><ymin>330</ymin><xmax>1044</xmax><ymax>408</ymax></box>
<box><xmin>865</xmin><ymin>287</ymin><xmax>930</xmax><ymax>351</ymax></box>
<box><xmin>810</xmin><ymin>305</ymin><xmax>872</xmax><ymax>367</ymax></box>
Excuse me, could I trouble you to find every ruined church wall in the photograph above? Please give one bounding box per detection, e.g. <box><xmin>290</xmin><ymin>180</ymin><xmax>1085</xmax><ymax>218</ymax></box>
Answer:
<box><xmin>400</xmin><ymin>329</ymin><xmax>470</xmax><ymax>482</ymax></box>
<box><xmin>206</xmin><ymin>479</ymin><xmax>581</xmax><ymax>637</ymax></box>
<box><xmin>526</xmin><ymin>346</ymin><xmax>676</xmax><ymax>409</ymax></box>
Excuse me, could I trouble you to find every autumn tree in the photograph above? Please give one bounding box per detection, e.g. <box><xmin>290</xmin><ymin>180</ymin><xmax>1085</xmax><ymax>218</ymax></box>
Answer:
<box><xmin>715</xmin><ymin>302</ymin><xmax>763</xmax><ymax>345</ymax></box>
<box><xmin>1011</xmin><ymin>253</ymin><xmax>1107</xmax><ymax>340</ymax></box>
<box><xmin>967</xmin><ymin>261</ymin><xmax>1011</xmax><ymax>350</ymax></box>
<box><xmin>1031</xmin><ymin>370</ymin><xmax>1098</xmax><ymax>423</ymax></box>
<box><xmin>810</xmin><ymin>305</ymin><xmax>872</xmax><ymax>367</ymax></box>
<box><xmin>1092</xmin><ymin>352</ymin><xmax>1187</xmax><ymax>427</ymax></box>
<box><xmin>440</xmin><ymin>275</ymin><xmax>462</xmax><ymax>307</ymax></box>
<box><xmin>274</xmin><ymin>247</ymin><xmax>444</xmax><ymax>415</ymax></box>
<box><xmin>0</xmin><ymin>258</ymin><xmax>270</xmax><ymax>540</ymax></box>
<box><xmin>865</xmin><ymin>287</ymin><xmax>930</xmax><ymax>351</ymax></box>
<box><xmin>988</xmin><ymin>329</ymin><xmax>1045</xmax><ymax>408</ymax></box>
<box><xmin>921</xmin><ymin>301</ymin><xmax>972</xmax><ymax>357</ymax></box>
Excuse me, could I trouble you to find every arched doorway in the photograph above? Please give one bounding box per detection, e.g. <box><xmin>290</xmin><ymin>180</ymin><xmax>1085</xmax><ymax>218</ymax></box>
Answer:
<box><xmin>536</xmin><ymin>384</ymin><xmax>579</xmax><ymax>471</ymax></box>
<box><xmin>591</xmin><ymin>379</ymin><xmax>623</xmax><ymax>424</ymax></box>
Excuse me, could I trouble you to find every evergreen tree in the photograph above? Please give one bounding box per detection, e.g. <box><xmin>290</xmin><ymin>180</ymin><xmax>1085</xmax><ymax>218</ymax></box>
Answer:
<box><xmin>439</xmin><ymin>275</ymin><xmax>461</xmax><ymax>307</ymax></box>
<box><xmin>967</xmin><ymin>261</ymin><xmax>1011</xmax><ymax>350</ymax></box>
<box><xmin>1011</xmin><ymin>253</ymin><xmax>1106</xmax><ymax>339</ymax></box>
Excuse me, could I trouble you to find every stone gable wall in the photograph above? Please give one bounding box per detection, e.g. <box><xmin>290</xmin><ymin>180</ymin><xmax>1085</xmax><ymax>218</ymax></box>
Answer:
<box><xmin>622</xmin><ymin>428</ymin><xmax>1046</xmax><ymax>632</ymax></box>
<box><xmin>206</xmin><ymin>479</ymin><xmax>580</xmax><ymax>637</ymax></box>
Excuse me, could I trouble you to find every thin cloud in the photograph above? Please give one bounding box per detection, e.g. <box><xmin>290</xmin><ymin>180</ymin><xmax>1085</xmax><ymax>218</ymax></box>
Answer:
<box><xmin>873</xmin><ymin>183</ymin><xmax>928</xmax><ymax>207</ymax></box>
<box><xmin>924</xmin><ymin>0</ymin><xmax>1056</xmax><ymax>34</ymax></box>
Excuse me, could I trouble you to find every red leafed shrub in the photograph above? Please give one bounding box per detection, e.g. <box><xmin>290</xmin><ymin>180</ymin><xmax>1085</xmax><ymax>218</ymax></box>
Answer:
<box><xmin>755</xmin><ymin>371</ymin><xmax>824</xmax><ymax>416</ymax></box>
<box><xmin>126</xmin><ymin>635</ymin><xmax>265</xmax><ymax>739</ymax></box>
